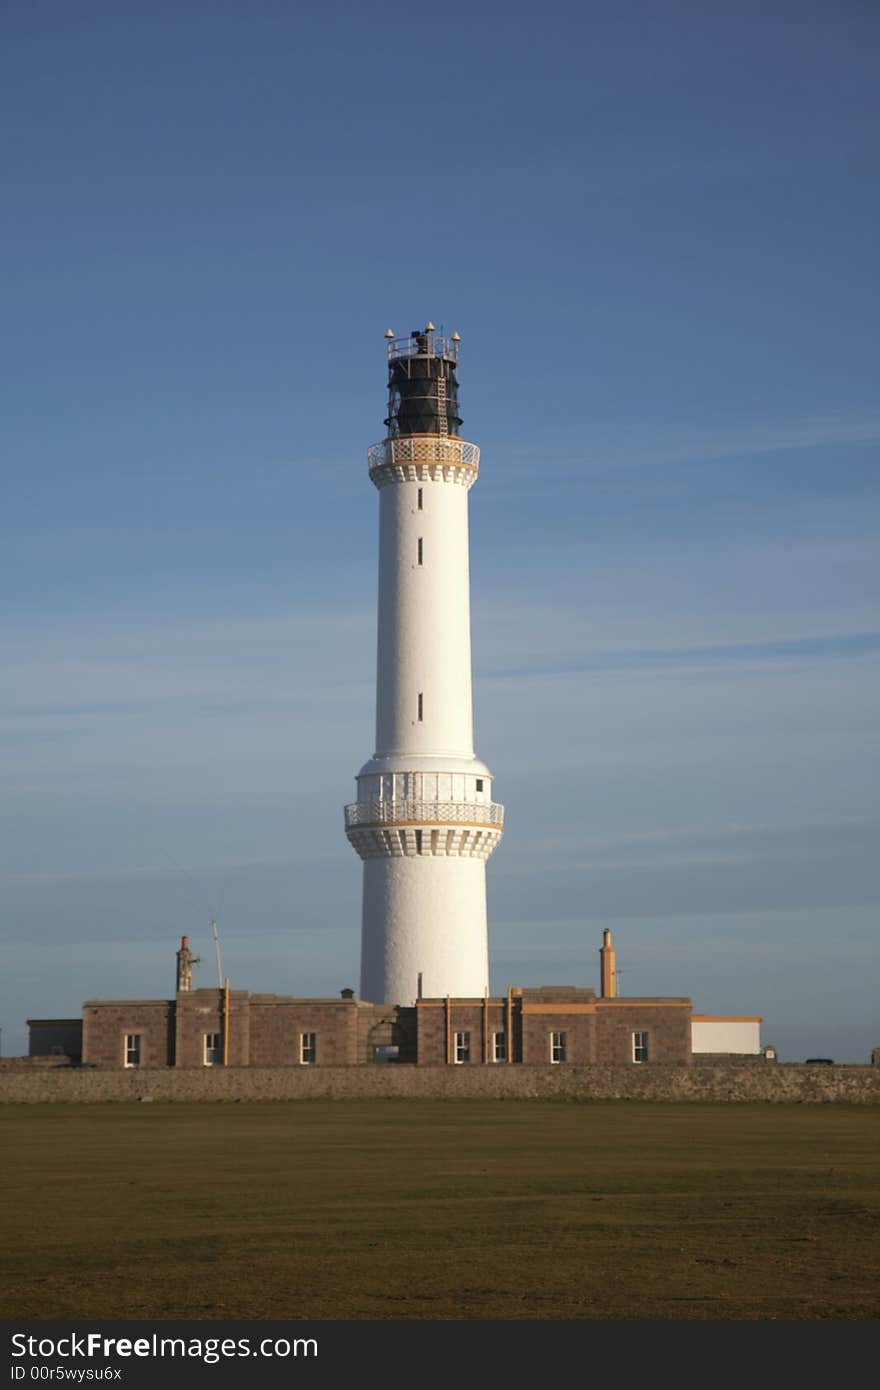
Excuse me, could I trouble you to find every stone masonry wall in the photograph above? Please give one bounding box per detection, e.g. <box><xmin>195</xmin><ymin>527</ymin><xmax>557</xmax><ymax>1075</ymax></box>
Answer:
<box><xmin>175</xmin><ymin>990</ymin><xmax>251</xmax><ymax>1068</ymax></box>
<box><xmin>249</xmin><ymin>999</ymin><xmax>357</xmax><ymax>1067</ymax></box>
<box><xmin>1</xmin><ymin>1064</ymin><xmax>879</xmax><ymax>1103</ymax></box>
<box><xmin>417</xmin><ymin>1001</ymin><xmax>510</xmax><ymax>1064</ymax></box>
<box><xmin>356</xmin><ymin>1003</ymin><xmax>416</xmax><ymax>1063</ymax></box>
<box><xmin>521</xmin><ymin>1007</ymin><xmax>595</xmax><ymax>1064</ymax></box>
<box><xmin>82</xmin><ymin>1001</ymin><xmax>173</xmax><ymax>1068</ymax></box>
<box><xmin>594</xmin><ymin>1001</ymin><xmax>692</xmax><ymax>1065</ymax></box>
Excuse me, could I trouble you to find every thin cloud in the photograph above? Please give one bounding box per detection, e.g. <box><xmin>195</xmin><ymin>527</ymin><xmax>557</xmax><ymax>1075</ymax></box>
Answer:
<box><xmin>478</xmin><ymin>630</ymin><xmax>880</xmax><ymax>683</ymax></box>
<box><xmin>493</xmin><ymin>406</ymin><xmax>880</xmax><ymax>481</ymax></box>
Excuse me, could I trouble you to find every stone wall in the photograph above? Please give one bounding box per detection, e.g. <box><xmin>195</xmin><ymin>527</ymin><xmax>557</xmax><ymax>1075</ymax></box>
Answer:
<box><xmin>249</xmin><ymin>997</ymin><xmax>357</xmax><ymax>1067</ymax></box>
<box><xmin>82</xmin><ymin>1000</ymin><xmax>173</xmax><ymax>1068</ymax></box>
<box><xmin>0</xmin><ymin>1056</ymin><xmax>73</xmax><ymax>1070</ymax></box>
<box><xmin>418</xmin><ymin>1000</ymin><xmax>510</xmax><ymax>1064</ymax></box>
<box><xmin>175</xmin><ymin>990</ymin><xmax>248</xmax><ymax>1068</ymax></box>
<box><xmin>1</xmin><ymin>1063</ymin><xmax>879</xmax><ymax>1104</ymax></box>
<box><xmin>594</xmin><ymin>1000</ymin><xmax>692</xmax><ymax>1064</ymax></box>
<box><xmin>521</xmin><ymin>1006</ymin><xmax>594</xmax><ymax>1064</ymax></box>
<box><xmin>356</xmin><ymin>1003</ymin><xmax>416</xmax><ymax>1063</ymax></box>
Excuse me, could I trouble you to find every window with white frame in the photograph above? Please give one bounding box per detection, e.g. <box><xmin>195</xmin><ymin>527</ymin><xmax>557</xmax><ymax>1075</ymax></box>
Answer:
<box><xmin>492</xmin><ymin>1031</ymin><xmax>507</xmax><ymax>1063</ymax></box>
<box><xmin>300</xmin><ymin>1032</ymin><xmax>316</xmax><ymax>1065</ymax></box>
<box><xmin>203</xmin><ymin>1032</ymin><xmax>221</xmax><ymax>1066</ymax></box>
<box><xmin>454</xmin><ymin>1030</ymin><xmax>470</xmax><ymax>1064</ymax></box>
<box><xmin>632</xmin><ymin>1031</ymin><xmax>649</xmax><ymax>1063</ymax></box>
<box><xmin>124</xmin><ymin>1033</ymin><xmax>141</xmax><ymax>1068</ymax></box>
<box><xmin>550</xmin><ymin>1031</ymin><xmax>567</xmax><ymax>1064</ymax></box>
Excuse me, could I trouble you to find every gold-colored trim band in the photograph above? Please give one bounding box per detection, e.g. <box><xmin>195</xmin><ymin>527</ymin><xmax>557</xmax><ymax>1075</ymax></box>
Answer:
<box><xmin>351</xmin><ymin>819</ymin><xmax>504</xmax><ymax>832</ymax></box>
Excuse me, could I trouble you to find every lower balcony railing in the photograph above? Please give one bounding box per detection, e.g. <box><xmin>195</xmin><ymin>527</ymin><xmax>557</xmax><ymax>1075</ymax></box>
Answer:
<box><xmin>345</xmin><ymin>798</ymin><xmax>504</xmax><ymax>830</ymax></box>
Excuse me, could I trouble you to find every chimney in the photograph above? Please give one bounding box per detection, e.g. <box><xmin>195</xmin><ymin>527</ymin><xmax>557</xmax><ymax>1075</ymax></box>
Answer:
<box><xmin>599</xmin><ymin>928</ymin><xmax>617</xmax><ymax>999</ymax></box>
<box><xmin>176</xmin><ymin>934</ymin><xmax>198</xmax><ymax>994</ymax></box>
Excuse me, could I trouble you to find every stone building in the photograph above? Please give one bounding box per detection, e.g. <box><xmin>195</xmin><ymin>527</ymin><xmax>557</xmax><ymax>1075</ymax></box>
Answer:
<box><xmin>28</xmin><ymin>928</ymin><xmax>762</xmax><ymax>1070</ymax></box>
<box><xmin>415</xmin><ymin>988</ymin><xmax>693</xmax><ymax>1066</ymax></box>
<box><xmin>71</xmin><ymin>985</ymin><xmax>693</xmax><ymax>1069</ymax></box>
<box><xmin>78</xmin><ymin>990</ymin><xmax>406</xmax><ymax>1069</ymax></box>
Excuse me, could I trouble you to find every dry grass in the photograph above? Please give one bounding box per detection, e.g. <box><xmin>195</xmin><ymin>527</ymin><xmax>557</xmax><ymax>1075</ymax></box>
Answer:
<box><xmin>2</xmin><ymin>1100</ymin><xmax>879</xmax><ymax>1320</ymax></box>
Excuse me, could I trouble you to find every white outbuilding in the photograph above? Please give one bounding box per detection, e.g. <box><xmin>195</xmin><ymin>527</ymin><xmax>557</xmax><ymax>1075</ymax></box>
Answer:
<box><xmin>691</xmin><ymin>1015</ymin><xmax>763</xmax><ymax>1056</ymax></box>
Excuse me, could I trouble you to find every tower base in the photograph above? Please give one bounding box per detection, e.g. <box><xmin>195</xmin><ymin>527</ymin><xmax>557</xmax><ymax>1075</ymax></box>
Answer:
<box><xmin>360</xmin><ymin>855</ymin><xmax>489</xmax><ymax>1004</ymax></box>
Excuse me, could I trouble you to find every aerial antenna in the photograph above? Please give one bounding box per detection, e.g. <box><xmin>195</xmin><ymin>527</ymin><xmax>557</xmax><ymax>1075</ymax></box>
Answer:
<box><xmin>211</xmin><ymin>917</ymin><xmax>224</xmax><ymax>990</ymax></box>
<box><xmin>160</xmin><ymin>848</ymin><xmax>205</xmax><ymax>916</ymax></box>
<box><xmin>161</xmin><ymin>849</ymin><xmax>225</xmax><ymax>988</ymax></box>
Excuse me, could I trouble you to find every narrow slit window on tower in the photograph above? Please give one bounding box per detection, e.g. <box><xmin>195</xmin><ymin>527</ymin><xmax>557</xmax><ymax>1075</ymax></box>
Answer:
<box><xmin>417</xmin><ymin>537</ymin><xmax>423</xmax><ymax>565</ymax></box>
<box><xmin>418</xmin><ymin>692</ymin><xmax>423</xmax><ymax>722</ymax></box>
<box><xmin>417</xmin><ymin>487</ymin><xmax>423</xmax><ymax>510</ymax></box>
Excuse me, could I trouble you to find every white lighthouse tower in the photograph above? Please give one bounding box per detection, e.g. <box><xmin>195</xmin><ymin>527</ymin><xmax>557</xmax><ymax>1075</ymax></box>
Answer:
<box><xmin>345</xmin><ymin>325</ymin><xmax>504</xmax><ymax>1004</ymax></box>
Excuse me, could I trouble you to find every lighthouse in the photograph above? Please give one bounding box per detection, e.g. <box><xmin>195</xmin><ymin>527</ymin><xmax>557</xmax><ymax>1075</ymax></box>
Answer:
<box><xmin>345</xmin><ymin>325</ymin><xmax>504</xmax><ymax>1004</ymax></box>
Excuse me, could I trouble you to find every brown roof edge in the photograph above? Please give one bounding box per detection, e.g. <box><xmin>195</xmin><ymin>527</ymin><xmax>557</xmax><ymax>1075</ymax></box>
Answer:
<box><xmin>82</xmin><ymin>999</ymin><xmax>172</xmax><ymax>1008</ymax></box>
<box><xmin>417</xmin><ymin>998</ymin><xmax>508</xmax><ymax>1007</ymax></box>
<box><xmin>692</xmin><ymin>1014</ymin><xmax>763</xmax><ymax>1023</ymax></box>
<box><xmin>595</xmin><ymin>998</ymin><xmax>692</xmax><ymax>1007</ymax></box>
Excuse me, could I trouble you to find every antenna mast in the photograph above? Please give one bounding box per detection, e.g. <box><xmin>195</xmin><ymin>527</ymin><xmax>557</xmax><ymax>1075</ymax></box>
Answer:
<box><xmin>211</xmin><ymin>918</ymin><xmax>223</xmax><ymax>990</ymax></box>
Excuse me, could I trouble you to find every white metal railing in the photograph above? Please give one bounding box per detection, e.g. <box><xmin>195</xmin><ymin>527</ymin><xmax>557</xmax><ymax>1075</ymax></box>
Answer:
<box><xmin>345</xmin><ymin>799</ymin><xmax>504</xmax><ymax>829</ymax></box>
<box><xmin>367</xmin><ymin>436</ymin><xmax>480</xmax><ymax>472</ymax></box>
<box><xmin>387</xmin><ymin>333</ymin><xmax>459</xmax><ymax>363</ymax></box>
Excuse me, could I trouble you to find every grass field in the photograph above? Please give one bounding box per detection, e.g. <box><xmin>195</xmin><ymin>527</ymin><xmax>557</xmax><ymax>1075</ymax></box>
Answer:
<box><xmin>2</xmin><ymin>1100</ymin><xmax>879</xmax><ymax>1320</ymax></box>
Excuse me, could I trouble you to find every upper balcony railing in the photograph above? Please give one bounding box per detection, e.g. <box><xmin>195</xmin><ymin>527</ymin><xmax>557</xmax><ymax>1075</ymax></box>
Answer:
<box><xmin>387</xmin><ymin>332</ymin><xmax>459</xmax><ymax>364</ymax></box>
<box><xmin>367</xmin><ymin>436</ymin><xmax>480</xmax><ymax>473</ymax></box>
<box><xmin>345</xmin><ymin>799</ymin><xmax>504</xmax><ymax>830</ymax></box>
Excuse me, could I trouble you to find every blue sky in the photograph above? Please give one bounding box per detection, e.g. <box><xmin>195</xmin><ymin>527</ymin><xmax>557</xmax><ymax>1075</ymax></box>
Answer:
<box><xmin>2</xmin><ymin>0</ymin><xmax>878</xmax><ymax>1061</ymax></box>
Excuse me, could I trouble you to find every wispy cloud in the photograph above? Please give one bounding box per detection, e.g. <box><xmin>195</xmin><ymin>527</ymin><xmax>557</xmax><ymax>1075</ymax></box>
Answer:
<box><xmin>496</xmin><ymin>818</ymin><xmax>880</xmax><ymax>875</ymax></box>
<box><xmin>478</xmin><ymin>630</ymin><xmax>880</xmax><ymax>682</ymax></box>
<box><xmin>488</xmin><ymin>406</ymin><xmax>880</xmax><ymax>485</ymax></box>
